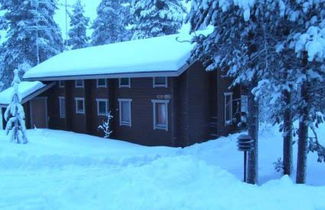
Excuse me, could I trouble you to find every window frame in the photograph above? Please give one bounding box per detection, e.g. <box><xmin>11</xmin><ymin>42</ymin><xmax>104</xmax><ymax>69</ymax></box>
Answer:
<box><xmin>151</xmin><ymin>99</ymin><xmax>169</xmax><ymax>131</ymax></box>
<box><xmin>96</xmin><ymin>98</ymin><xmax>109</xmax><ymax>116</ymax></box>
<box><xmin>224</xmin><ymin>92</ymin><xmax>233</xmax><ymax>126</ymax></box>
<box><xmin>118</xmin><ymin>98</ymin><xmax>132</xmax><ymax>127</ymax></box>
<box><xmin>119</xmin><ymin>78</ymin><xmax>131</xmax><ymax>88</ymax></box>
<box><xmin>75</xmin><ymin>97</ymin><xmax>85</xmax><ymax>114</ymax></box>
<box><xmin>58</xmin><ymin>96</ymin><xmax>66</xmax><ymax>118</ymax></box>
<box><xmin>96</xmin><ymin>79</ymin><xmax>107</xmax><ymax>88</ymax></box>
<box><xmin>58</xmin><ymin>81</ymin><xmax>65</xmax><ymax>88</ymax></box>
<box><xmin>75</xmin><ymin>80</ymin><xmax>84</xmax><ymax>88</ymax></box>
<box><xmin>153</xmin><ymin>77</ymin><xmax>168</xmax><ymax>88</ymax></box>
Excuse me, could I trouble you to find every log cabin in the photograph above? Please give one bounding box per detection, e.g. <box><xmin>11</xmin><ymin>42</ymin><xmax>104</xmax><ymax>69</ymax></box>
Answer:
<box><xmin>0</xmin><ymin>33</ymin><xmax>247</xmax><ymax>147</ymax></box>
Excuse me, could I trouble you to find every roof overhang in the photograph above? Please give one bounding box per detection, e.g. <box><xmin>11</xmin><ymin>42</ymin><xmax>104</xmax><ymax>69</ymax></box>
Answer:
<box><xmin>0</xmin><ymin>82</ymin><xmax>55</xmax><ymax>107</ymax></box>
<box><xmin>23</xmin><ymin>61</ymin><xmax>195</xmax><ymax>82</ymax></box>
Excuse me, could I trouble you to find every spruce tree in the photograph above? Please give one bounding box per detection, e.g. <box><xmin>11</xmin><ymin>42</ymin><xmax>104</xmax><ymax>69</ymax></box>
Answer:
<box><xmin>121</xmin><ymin>0</ymin><xmax>133</xmax><ymax>41</ymax></box>
<box><xmin>187</xmin><ymin>0</ymin><xmax>325</xmax><ymax>184</ymax></box>
<box><xmin>5</xmin><ymin>69</ymin><xmax>28</xmax><ymax>144</ymax></box>
<box><xmin>91</xmin><ymin>0</ymin><xmax>126</xmax><ymax>45</ymax></box>
<box><xmin>131</xmin><ymin>0</ymin><xmax>186</xmax><ymax>39</ymax></box>
<box><xmin>0</xmin><ymin>0</ymin><xmax>64</xmax><ymax>87</ymax></box>
<box><xmin>67</xmin><ymin>0</ymin><xmax>90</xmax><ymax>50</ymax></box>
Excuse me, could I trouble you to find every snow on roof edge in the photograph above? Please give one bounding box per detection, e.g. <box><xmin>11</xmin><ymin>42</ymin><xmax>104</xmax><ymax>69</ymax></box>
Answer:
<box><xmin>23</xmin><ymin>29</ymin><xmax>213</xmax><ymax>80</ymax></box>
<box><xmin>0</xmin><ymin>81</ymin><xmax>47</xmax><ymax>106</ymax></box>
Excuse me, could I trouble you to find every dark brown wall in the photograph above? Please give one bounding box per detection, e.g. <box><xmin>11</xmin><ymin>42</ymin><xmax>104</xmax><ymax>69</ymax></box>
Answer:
<box><xmin>31</xmin><ymin>62</ymin><xmax>241</xmax><ymax>147</ymax></box>
<box><xmin>47</xmin><ymin>82</ymin><xmax>67</xmax><ymax>130</ymax></box>
<box><xmin>174</xmin><ymin>62</ymin><xmax>211</xmax><ymax>147</ymax></box>
<box><xmin>24</xmin><ymin>102</ymin><xmax>31</xmax><ymax>129</ymax></box>
<box><xmin>85</xmin><ymin>79</ymin><xmax>110</xmax><ymax>136</ymax></box>
<box><xmin>111</xmin><ymin>78</ymin><xmax>175</xmax><ymax>146</ymax></box>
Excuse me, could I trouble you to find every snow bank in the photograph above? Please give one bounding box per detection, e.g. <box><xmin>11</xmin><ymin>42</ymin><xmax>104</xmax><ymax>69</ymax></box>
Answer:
<box><xmin>0</xmin><ymin>125</ymin><xmax>324</xmax><ymax>209</ymax></box>
<box><xmin>0</xmin><ymin>81</ymin><xmax>45</xmax><ymax>105</ymax></box>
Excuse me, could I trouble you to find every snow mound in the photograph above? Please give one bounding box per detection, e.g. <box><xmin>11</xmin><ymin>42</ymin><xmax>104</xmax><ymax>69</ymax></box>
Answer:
<box><xmin>0</xmin><ymin>126</ymin><xmax>325</xmax><ymax>209</ymax></box>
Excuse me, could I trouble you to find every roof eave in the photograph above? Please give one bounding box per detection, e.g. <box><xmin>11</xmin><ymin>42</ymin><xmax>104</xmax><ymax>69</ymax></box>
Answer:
<box><xmin>0</xmin><ymin>82</ymin><xmax>55</xmax><ymax>107</ymax></box>
<box><xmin>23</xmin><ymin>61</ymin><xmax>196</xmax><ymax>82</ymax></box>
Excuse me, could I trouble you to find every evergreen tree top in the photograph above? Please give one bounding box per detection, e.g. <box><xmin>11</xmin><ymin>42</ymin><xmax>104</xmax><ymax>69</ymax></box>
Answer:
<box><xmin>131</xmin><ymin>0</ymin><xmax>186</xmax><ymax>39</ymax></box>
<box><xmin>67</xmin><ymin>0</ymin><xmax>89</xmax><ymax>49</ymax></box>
<box><xmin>91</xmin><ymin>0</ymin><xmax>126</xmax><ymax>45</ymax></box>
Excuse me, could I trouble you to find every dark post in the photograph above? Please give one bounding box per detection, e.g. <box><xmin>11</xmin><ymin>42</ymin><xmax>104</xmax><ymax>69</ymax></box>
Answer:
<box><xmin>244</xmin><ymin>151</ymin><xmax>247</xmax><ymax>182</ymax></box>
<box><xmin>296</xmin><ymin>81</ymin><xmax>309</xmax><ymax>184</ymax></box>
<box><xmin>237</xmin><ymin>134</ymin><xmax>255</xmax><ymax>183</ymax></box>
<box><xmin>247</xmin><ymin>87</ymin><xmax>259</xmax><ymax>184</ymax></box>
<box><xmin>283</xmin><ymin>90</ymin><xmax>293</xmax><ymax>176</ymax></box>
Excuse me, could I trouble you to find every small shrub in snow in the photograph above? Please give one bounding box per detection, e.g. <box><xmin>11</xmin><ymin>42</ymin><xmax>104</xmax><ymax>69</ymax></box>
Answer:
<box><xmin>98</xmin><ymin>112</ymin><xmax>113</xmax><ymax>138</ymax></box>
<box><xmin>4</xmin><ymin>69</ymin><xmax>28</xmax><ymax>144</ymax></box>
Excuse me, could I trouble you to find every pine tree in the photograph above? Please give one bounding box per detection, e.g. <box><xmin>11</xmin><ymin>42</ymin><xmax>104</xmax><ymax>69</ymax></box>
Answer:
<box><xmin>67</xmin><ymin>0</ymin><xmax>89</xmax><ymax>50</ymax></box>
<box><xmin>121</xmin><ymin>0</ymin><xmax>133</xmax><ymax>41</ymax></box>
<box><xmin>0</xmin><ymin>0</ymin><xmax>64</xmax><ymax>87</ymax></box>
<box><xmin>187</xmin><ymin>0</ymin><xmax>282</xmax><ymax>184</ymax></box>
<box><xmin>131</xmin><ymin>0</ymin><xmax>186</xmax><ymax>39</ymax></box>
<box><xmin>91</xmin><ymin>0</ymin><xmax>126</xmax><ymax>45</ymax></box>
<box><xmin>188</xmin><ymin>0</ymin><xmax>325</xmax><ymax>184</ymax></box>
<box><xmin>283</xmin><ymin>0</ymin><xmax>325</xmax><ymax>183</ymax></box>
<box><xmin>5</xmin><ymin>69</ymin><xmax>28</xmax><ymax>144</ymax></box>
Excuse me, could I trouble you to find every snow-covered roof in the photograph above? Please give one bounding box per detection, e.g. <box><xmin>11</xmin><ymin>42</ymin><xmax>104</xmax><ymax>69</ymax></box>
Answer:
<box><xmin>23</xmin><ymin>33</ymin><xmax>197</xmax><ymax>81</ymax></box>
<box><xmin>0</xmin><ymin>82</ymin><xmax>46</xmax><ymax>106</ymax></box>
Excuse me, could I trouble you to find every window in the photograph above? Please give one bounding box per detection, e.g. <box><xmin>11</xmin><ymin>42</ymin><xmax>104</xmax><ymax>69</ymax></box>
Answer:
<box><xmin>119</xmin><ymin>78</ymin><xmax>130</xmax><ymax>88</ymax></box>
<box><xmin>118</xmin><ymin>99</ymin><xmax>132</xmax><ymax>126</ymax></box>
<box><xmin>97</xmin><ymin>79</ymin><xmax>107</xmax><ymax>88</ymax></box>
<box><xmin>75</xmin><ymin>80</ymin><xmax>84</xmax><ymax>88</ymax></box>
<box><xmin>153</xmin><ymin>77</ymin><xmax>168</xmax><ymax>88</ymax></box>
<box><xmin>59</xmin><ymin>81</ymin><xmax>65</xmax><ymax>88</ymax></box>
<box><xmin>59</xmin><ymin>97</ymin><xmax>65</xmax><ymax>118</ymax></box>
<box><xmin>224</xmin><ymin>92</ymin><xmax>233</xmax><ymax>125</ymax></box>
<box><xmin>75</xmin><ymin>97</ymin><xmax>85</xmax><ymax>114</ymax></box>
<box><xmin>97</xmin><ymin>99</ymin><xmax>108</xmax><ymax>116</ymax></box>
<box><xmin>152</xmin><ymin>99</ymin><xmax>169</xmax><ymax>131</ymax></box>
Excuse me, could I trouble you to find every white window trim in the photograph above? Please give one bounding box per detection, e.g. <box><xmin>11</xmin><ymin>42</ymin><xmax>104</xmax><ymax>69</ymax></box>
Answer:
<box><xmin>119</xmin><ymin>78</ymin><xmax>131</xmax><ymax>88</ymax></box>
<box><xmin>96</xmin><ymin>79</ymin><xmax>107</xmax><ymax>88</ymax></box>
<box><xmin>151</xmin><ymin>99</ymin><xmax>169</xmax><ymax>131</ymax></box>
<box><xmin>75</xmin><ymin>80</ymin><xmax>84</xmax><ymax>88</ymax></box>
<box><xmin>58</xmin><ymin>96</ymin><xmax>66</xmax><ymax>118</ymax></box>
<box><xmin>75</xmin><ymin>97</ymin><xmax>85</xmax><ymax>114</ymax></box>
<box><xmin>153</xmin><ymin>77</ymin><xmax>168</xmax><ymax>88</ymax></box>
<box><xmin>96</xmin><ymin>98</ymin><xmax>109</xmax><ymax>116</ymax></box>
<box><xmin>224</xmin><ymin>92</ymin><xmax>233</xmax><ymax>126</ymax></box>
<box><xmin>59</xmin><ymin>81</ymin><xmax>65</xmax><ymax>88</ymax></box>
<box><xmin>118</xmin><ymin>98</ymin><xmax>132</xmax><ymax>126</ymax></box>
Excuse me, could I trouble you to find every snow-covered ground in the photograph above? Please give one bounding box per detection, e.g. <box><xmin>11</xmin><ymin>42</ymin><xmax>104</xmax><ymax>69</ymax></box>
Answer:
<box><xmin>0</xmin><ymin>125</ymin><xmax>325</xmax><ymax>210</ymax></box>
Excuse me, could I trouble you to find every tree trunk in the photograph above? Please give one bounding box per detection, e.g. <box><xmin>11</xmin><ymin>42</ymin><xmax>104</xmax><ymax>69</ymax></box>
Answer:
<box><xmin>283</xmin><ymin>90</ymin><xmax>293</xmax><ymax>176</ymax></box>
<box><xmin>296</xmin><ymin>81</ymin><xmax>309</xmax><ymax>184</ymax></box>
<box><xmin>247</xmin><ymin>88</ymin><xmax>259</xmax><ymax>184</ymax></box>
